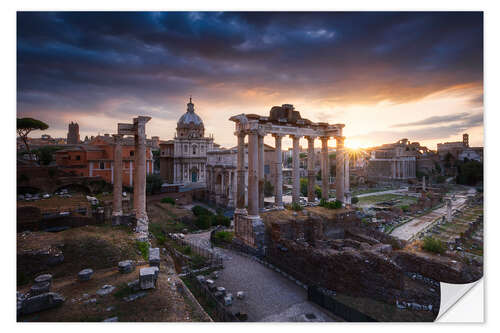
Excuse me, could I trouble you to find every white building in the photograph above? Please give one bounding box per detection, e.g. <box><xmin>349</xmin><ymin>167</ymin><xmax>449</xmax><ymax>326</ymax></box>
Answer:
<box><xmin>159</xmin><ymin>98</ymin><xmax>214</xmax><ymax>186</ymax></box>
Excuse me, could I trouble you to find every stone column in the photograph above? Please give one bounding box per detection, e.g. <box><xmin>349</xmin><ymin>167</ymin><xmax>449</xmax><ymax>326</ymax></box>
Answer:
<box><xmin>258</xmin><ymin>133</ymin><xmax>265</xmax><ymax>211</ymax></box>
<box><xmin>133</xmin><ymin>116</ymin><xmax>151</xmax><ymax>240</ymax></box>
<box><xmin>247</xmin><ymin>129</ymin><xmax>260</xmax><ymax>218</ymax></box>
<box><xmin>112</xmin><ymin>134</ymin><xmax>123</xmax><ymax>220</ymax></box>
<box><xmin>306</xmin><ymin>136</ymin><xmax>316</xmax><ymax>202</ymax></box>
<box><xmin>422</xmin><ymin>175</ymin><xmax>426</xmax><ymax>191</ymax></box>
<box><xmin>446</xmin><ymin>199</ymin><xmax>452</xmax><ymax>222</ymax></box>
<box><xmin>235</xmin><ymin>132</ymin><xmax>247</xmax><ymax>214</ymax></box>
<box><xmin>291</xmin><ymin>135</ymin><xmax>301</xmax><ymax>204</ymax></box>
<box><xmin>273</xmin><ymin>134</ymin><xmax>284</xmax><ymax>208</ymax></box>
<box><xmin>344</xmin><ymin>152</ymin><xmax>350</xmax><ymax>203</ymax></box>
<box><xmin>320</xmin><ymin>137</ymin><xmax>329</xmax><ymax>200</ymax></box>
<box><xmin>335</xmin><ymin>136</ymin><xmax>345</xmax><ymax>204</ymax></box>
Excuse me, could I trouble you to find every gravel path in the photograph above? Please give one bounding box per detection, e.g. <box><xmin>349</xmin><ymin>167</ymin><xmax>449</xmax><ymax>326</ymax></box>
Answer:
<box><xmin>184</xmin><ymin>232</ymin><xmax>340</xmax><ymax>322</ymax></box>
<box><xmin>390</xmin><ymin>191</ymin><xmax>472</xmax><ymax>241</ymax></box>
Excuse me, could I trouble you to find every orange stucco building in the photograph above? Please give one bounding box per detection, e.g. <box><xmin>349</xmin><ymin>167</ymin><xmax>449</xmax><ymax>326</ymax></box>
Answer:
<box><xmin>55</xmin><ymin>135</ymin><xmax>154</xmax><ymax>187</ymax></box>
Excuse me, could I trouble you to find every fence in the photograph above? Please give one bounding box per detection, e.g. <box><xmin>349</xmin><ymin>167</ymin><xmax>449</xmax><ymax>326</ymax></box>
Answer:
<box><xmin>169</xmin><ymin>236</ymin><xmax>224</xmax><ymax>269</ymax></box>
<box><xmin>183</xmin><ymin>272</ymin><xmax>241</xmax><ymax>322</ymax></box>
<box><xmin>308</xmin><ymin>285</ymin><xmax>377</xmax><ymax>322</ymax></box>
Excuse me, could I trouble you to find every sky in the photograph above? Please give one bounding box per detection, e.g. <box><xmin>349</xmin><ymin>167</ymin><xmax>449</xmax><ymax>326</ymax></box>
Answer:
<box><xmin>17</xmin><ymin>11</ymin><xmax>483</xmax><ymax>150</ymax></box>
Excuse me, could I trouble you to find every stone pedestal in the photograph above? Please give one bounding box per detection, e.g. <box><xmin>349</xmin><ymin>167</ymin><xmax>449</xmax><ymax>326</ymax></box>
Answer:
<box><xmin>234</xmin><ymin>213</ymin><xmax>265</xmax><ymax>253</ymax></box>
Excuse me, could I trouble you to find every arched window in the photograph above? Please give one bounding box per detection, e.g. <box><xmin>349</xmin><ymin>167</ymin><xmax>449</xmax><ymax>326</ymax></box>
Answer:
<box><xmin>193</xmin><ymin>145</ymin><xmax>197</xmax><ymax>155</ymax></box>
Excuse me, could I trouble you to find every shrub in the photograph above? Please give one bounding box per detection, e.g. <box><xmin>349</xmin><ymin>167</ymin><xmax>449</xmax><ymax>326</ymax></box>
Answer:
<box><xmin>319</xmin><ymin>199</ymin><xmax>342</xmax><ymax>209</ymax></box>
<box><xmin>214</xmin><ymin>231</ymin><xmax>234</xmax><ymax>244</ymax></box>
<box><xmin>146</xmin><ymin>174</ymin><xmax>163</xmax><ymax>195</ymax></box>
<box><xmin>182</xmin><ymin>246</ymin><xmax>192</xmax><ymax>255</ymax></box>
<box><xmin>192</xmin><ymin>205</ymin><xmax>213</xmax><ymax>217</ymax></box>
<box><xmin>291</xmin><ymin>202</ymin><xmax>303</xmax><ymax>211</ymax></box>
<box><xmin>195</xmin><ymin>215</ymin><xmax>212</xmax><ymax>230</ymax></box>
<box><xmin>400</xmin><ymin>205</ymin><xmax>410</xmax><ymax>212</ymax></box>
<box><xmin>161</xmin><ymin>197</ymin><xmax>175</xmax><ymax>205</ymax></box>
<box><xmin>212</xmin><ymin>214</ymin><xmax>231</xmax><ymax>227</ymax></box>
<box><xmin>422</xmin><ymin>237</ymin><xmax>446</xmax><ymax>254</ymax></box>
<box><xmin>351</xmin><ymin>196</ymin><xmax>359</xmax><ymax>204</ymax></box>
<box><xmin>135</xmin><ymin>241</ymin><xmax>149</xmax><ymax>260</ymax></box>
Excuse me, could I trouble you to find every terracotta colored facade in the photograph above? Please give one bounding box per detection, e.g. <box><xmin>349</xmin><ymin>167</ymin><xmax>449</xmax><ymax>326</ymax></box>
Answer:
<box><xmin>55</xmin><ymin>135</ymin><xmax>153</xmax><ymax>187</ymax></box>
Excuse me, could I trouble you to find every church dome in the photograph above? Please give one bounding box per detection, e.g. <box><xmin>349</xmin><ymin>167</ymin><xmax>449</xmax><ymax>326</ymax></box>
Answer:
<box><xmin>176</xmin><ymin>98</ymin><xmax>205</xmax><ymax>138</ymax></box>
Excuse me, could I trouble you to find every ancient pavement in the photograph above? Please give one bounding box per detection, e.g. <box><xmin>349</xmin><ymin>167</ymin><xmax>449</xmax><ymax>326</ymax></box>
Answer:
<box><xmin>390</xmin><ymin>189</ymin><xmax>474</xmax><ymax>241</ymax></box>
<box><xmin>184</xmin><ymin>231</ymin><xmax>340</xmax><ymax>322</ymax></box>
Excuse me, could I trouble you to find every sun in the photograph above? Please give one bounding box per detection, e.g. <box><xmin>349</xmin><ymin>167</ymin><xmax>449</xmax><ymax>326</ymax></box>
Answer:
<box><xmin>344</xmin><ymin>139</ymin><xmax>363</xmax><ymax>149</ymax></box>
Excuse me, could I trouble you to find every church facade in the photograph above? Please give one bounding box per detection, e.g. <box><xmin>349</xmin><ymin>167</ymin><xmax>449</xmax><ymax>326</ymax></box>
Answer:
<box><xmin>159</xmin><ymin>98</ymin><xmax>214</xmax><ymax>186</ymax></box>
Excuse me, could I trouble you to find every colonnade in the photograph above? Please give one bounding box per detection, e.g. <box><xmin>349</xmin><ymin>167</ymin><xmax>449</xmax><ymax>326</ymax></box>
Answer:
<box><xmin>235</xmin><ymin>127</ymin><xmax>349</xmax><ymax>218</ymax></box>
<box><xmin>390</xmin><ymin>157</ymin><xmax>416</xmax><ymax>179</ymax></box>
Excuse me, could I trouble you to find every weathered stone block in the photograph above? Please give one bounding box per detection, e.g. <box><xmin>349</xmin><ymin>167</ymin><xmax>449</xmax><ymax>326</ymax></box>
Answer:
<box><xmin>21</xmin><ymin>292</ymin><xmax>65</xmax><ymax>315</ymax></box>
<box><xmin>103</xmin><ymin>316</ymin><xmax>118</xmax><ymax>322</ymax></box>
<box><xmin>223</xmin><ymin>295</ymin><xmax>233</xmax><ymax>306</ymax></box>
<box><xmin>29</xmin><ymin>281</ymin><xmax>50</xmax><ymax>296</ymax></box>
<box><xmin>149</xmin><ymin>247</ymin><xmax>160</xmax><ymax>267</ymax></box>
<box><xmin>96</xmin><ymin>285</ymin><xmax>115</xmax><ymax>296</ymax></box>
<box><xmin>236</xmin><ymin>291</ymin><xmax>245</xmax><ymax>299</ymax></box>
<box><xmin>77</xmin><ymin>268</ymin><xmax>94</xmax><ymax>281</ymax></box>
<box><xmin>118</xmin><ymin>260</ymin><xmax>134</xmax><ymax>274</ymax></box>
<box><xmin>34</xmin><ymin>274</ymin><xmax>52</xmax><ymax>286</ymax></box>
<box><xmin>196</xmin><ymin>275</ymin><xmax>205</xmax><ymax>283</ymax></box>
<box><xmin>206</xmin><ymin>279</ymin><xmax>215</xmax><ymax>290</ymax></box>
<box><xmin>127</xmin><ymin>279</ymin><xmax>140</xmax><ymax>292</ymax></box>
<box><xmin>140</xmin><ymin>267</ymin><xmax>156</xmax><ymax>290</ymax></box>
<box><xmin>216</xmin><ymin>286</ymin><xmax>226</xmax><ymax>295</ymax></box>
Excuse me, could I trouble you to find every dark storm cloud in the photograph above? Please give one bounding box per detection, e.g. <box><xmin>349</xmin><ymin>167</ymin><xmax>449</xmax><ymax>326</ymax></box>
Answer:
<box><xmin>17</xmin><ymin>11</ymin><xmax>483</xmax><ymax>134</ymax></box>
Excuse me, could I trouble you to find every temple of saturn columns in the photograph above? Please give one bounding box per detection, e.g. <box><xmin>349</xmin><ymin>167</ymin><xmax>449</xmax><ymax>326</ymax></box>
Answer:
<box><xmin>112</xmin><ymin>116</ymin><xmax>151</xmax><ymax>241</ymax></box>
<box><xmin>229</xmin><ymin>104</ymin><xmax>349</xmax><ymax>251</ymax></box>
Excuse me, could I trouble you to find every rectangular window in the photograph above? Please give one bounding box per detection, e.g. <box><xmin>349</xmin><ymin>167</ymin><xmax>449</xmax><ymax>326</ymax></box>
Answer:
<box><xmin>76</xmin><ymin>155</ymin><xmax>81</xmax><ymax>160</ymax></box>
<box><xmin>130</xmin><ymin>151</ymin><xmax>134</xmax><ymax>156</ymax></box>
<box><xmin>264</xmin><ymin>164</ymin><xmax>270</xmax><ymax>174</ymax></box>
<box><xmin>100</xmin><ymin>162</ymin><xmax>105</xmax><ymax>169</ymax></box>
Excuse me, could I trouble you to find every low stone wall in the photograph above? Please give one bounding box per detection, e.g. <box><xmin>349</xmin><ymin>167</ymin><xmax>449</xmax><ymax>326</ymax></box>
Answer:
<box><xmin>393</xmin><ymin>251</ymin><xmax>482</xmax><ymax>284</ymax></box>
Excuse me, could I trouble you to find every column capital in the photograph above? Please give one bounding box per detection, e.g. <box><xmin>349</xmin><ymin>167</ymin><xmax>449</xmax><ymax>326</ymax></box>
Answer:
<box><xmin>334</xmin><ymin>135</ymin><xmax>346</xmax><ymax>142</ymax></box>
<box><xmin>272</xmin><ymin>133</ymin><xmax>285</xmax><ymax>139</ymax></box>
<box><xmin>289</xmin><ymin>134</ymin><xmax>301</xmax><ymax>140</ymax></box>
<box><xmin>112</xmin><ymin>134</ymin><xmax>124</xmax><ymax>144</ymax></box>
<box><xmin>320</xmin><ymin>136</ymin><xmax>330</xmax><ymax>142</ymax></box>
<box><xmin>235</xmin><ymin>130</ymin><xmax>247</xmax><ymax>137</ymax></box>
<box><xmin>305</xmin><ymin>136</ymin><xmax>317</xmax><ymax>142</ymax></box>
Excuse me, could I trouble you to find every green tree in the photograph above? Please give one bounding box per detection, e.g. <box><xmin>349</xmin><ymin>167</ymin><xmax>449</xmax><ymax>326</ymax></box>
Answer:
<box><xmin>146</xmin><ymin>174</ymin><xmax>163</xmax><ymax>194</ymax></box>
<box><xmin>456</xmin><ymin>160</ymin><xmax>483</xmax><ymax>186</ymax></box>
<box><xmin>17</xmin><ymin>118</ymin><xmax>49</xmax><ymax>153</ymax></box>
<box><xmin>264</xmin><ymin>180</ymin><xmax>274</xmax><ymax>197</ymax></box>
<box><xmin>300</xmin><ymin>178</ymin><xmax>308</xmax><ymax>197</ymax></box>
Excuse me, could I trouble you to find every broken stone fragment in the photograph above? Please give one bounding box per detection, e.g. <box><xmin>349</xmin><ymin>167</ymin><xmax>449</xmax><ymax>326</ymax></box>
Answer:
<box><xmin>96</xmin><ymin>285</ymin><xmax>115</xmax><ymax>296</ymax></box>
<box><xmin>224</xmin><ymin>295</ymin><xmax>233</xmax><ymax>306</ymax></box>
<box><xmin>118</xmin><ymin>260</ymin><xmax>134</xmax><ymax>274</ymax></box>
<box><xmin>29</xmin><ymin>281</ymin><xmax>50</xmax><ymax>296</ymax></box>
<box><xmin>123</xmin><ymin>291</ymin><xmax>147</xmax><ymax>302</ymax></box>
<box><xmin>205</xmin><ymin>279</ymin><xmax>215</xmax><ymax>290</ymax></box>
<box><xmin>102</xmin><ymin>316</ymin><xmax>118</xmax><ymax>322</ymax></box>
<box><xmin>149</xmin><ymin>247</ymin><xmax>160</xmax><ymax>267</ymax></box>
<box><xmin>210</xmin><ymin>271</ymin><xmax>219</xmax><ymax>280</ymax></box>
<box><xmin>196</xmin><ymin>275</ymin><xmax>205</xmax><ymax>283</ymax></box>
<box><xmin>127</xmin><ymin>279</ymin><xmax>140</xmax><ymax>292</ymax></box>
<box><xmin>216</xmin><ymin>286</ymin><xmax>226</xmax><ymax>296</ymax></box>
<box><xmin>236</xmin><ymin>291</ymin><xmax>245</xmax><ymax>299</ymax></box>
<box><xmin>140</xmin><ymin>267</ymin><xmax>157</xmax><ymax>290</ymax></box>
<box><xmin>77</xmin><ymin>268</ymin><xmax>94</xmax><ymax>281</ymax></box>
<box><xmin>21</xmin><ymin>292</ymin><xmax>65</xmax><ymax>315</ymax></box>
<box><xmin>34</xmin><ymin>274</ymin><xmax>52</xmax><ymax>286</ymax></box>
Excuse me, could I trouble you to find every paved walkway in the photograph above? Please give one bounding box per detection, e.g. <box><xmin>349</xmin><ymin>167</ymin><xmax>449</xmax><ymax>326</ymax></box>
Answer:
<box><xmin>184</xmin><ymin>232</ymin><xmax>340</xmax><ymax>322</ymax></box>
<box><xmin>356</xmin><ymin>188</ymin><xmax>409</xmax><ymax>198</ymax></box>
<box><xmin>390</xmin><ymin>190</ymin><xmax>473</xmax><ymax>241</ymax></box>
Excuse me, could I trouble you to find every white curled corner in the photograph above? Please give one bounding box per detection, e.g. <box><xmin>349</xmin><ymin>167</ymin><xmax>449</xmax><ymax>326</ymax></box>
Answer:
<box><xmin>436</xmin><ymin>279</ymin><xmax>483</xmax><ymax>322</ymax></box>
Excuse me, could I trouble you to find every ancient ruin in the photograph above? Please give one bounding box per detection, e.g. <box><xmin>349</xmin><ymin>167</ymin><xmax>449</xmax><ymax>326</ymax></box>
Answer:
<box><xmin>112</xmin><ymin>116</ymin><xmax>152</xmax><ymax>241</ymax></box>
<box><xmin>229</xmin><ymin>104</ymin><xmax>349</xmax><ymax>251</ymax></box>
